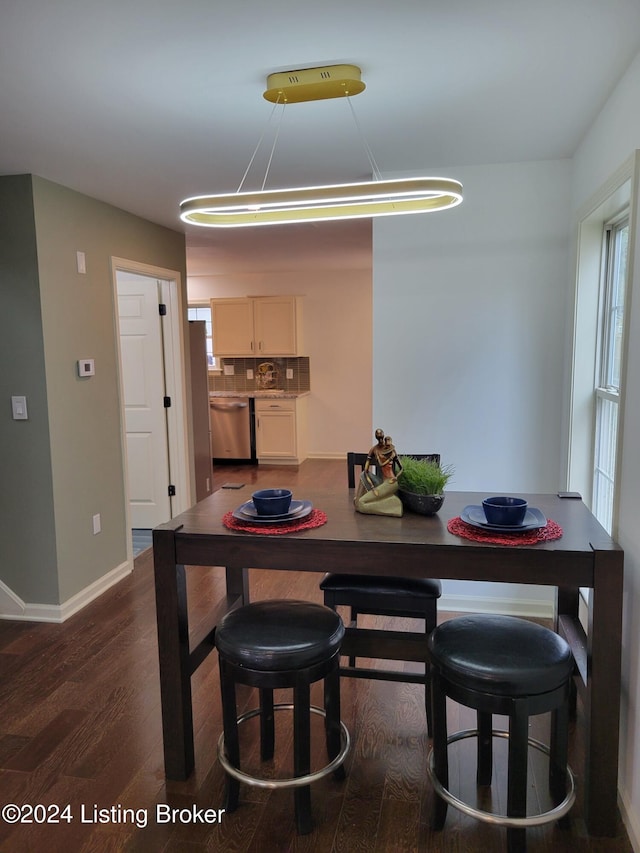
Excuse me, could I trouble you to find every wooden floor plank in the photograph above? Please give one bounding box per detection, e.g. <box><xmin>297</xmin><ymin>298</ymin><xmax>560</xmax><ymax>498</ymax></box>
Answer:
<box><xmin>3</xmin><ymin>708</ymin><xmax>89</xmax><ymax>772</ymax></box>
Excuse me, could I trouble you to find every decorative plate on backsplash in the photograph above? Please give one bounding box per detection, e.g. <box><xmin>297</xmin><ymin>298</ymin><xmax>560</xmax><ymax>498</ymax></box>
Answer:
<box><xmin>257</xmin><ymin>361</ymin><xmax>279</xmax><ymax>389</ymax></box>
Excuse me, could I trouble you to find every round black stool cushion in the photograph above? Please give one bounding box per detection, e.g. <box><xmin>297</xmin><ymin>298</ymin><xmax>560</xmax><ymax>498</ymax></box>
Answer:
<box><xmin>320</xmin><ymin>573</ymin><xmax>442</xmax><ymax>599</ymax></box>
<box><xmin>215</xmin><ymin>599</ymin><xmax>345</xmax><ymax>671</ymax></box>
<box><xmin>428</xmin><ymin>615</ymin><xmax>573</xmax><ymax>696</ymax></box>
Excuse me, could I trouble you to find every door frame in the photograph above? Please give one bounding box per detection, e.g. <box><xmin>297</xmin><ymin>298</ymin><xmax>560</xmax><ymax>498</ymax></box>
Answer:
<box><xmin>111</xmin><ymin>258</ymin><xmax>192</xmax><ymax>556</ymax></box>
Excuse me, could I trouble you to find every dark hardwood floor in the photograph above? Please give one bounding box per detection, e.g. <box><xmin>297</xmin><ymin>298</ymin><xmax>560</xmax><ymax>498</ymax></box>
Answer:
<box><xmin>0</xmin><ymin>460</ymin><xmax>633</xmax><ymax>852</ymax></box>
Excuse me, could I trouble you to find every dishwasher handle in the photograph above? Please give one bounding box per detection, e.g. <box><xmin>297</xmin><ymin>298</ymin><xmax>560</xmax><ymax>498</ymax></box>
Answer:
<box><xmin>210</xmin><ymin>400</ymin><xmax>249</xmax><ymax>411</ymax></box>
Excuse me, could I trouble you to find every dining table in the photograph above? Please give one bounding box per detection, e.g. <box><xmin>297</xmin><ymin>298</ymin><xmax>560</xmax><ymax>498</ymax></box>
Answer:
<box><xmin>152</xmin><ymin>486</ymin><xmax>623</xmax><ymax>837</ymax></box>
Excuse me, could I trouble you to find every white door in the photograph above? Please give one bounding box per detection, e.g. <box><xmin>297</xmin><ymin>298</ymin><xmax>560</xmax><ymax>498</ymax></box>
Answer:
<box><xmin>117</xmin><ymin>275</ymin><xmax>172</xmax><ymax>528</ymax></box>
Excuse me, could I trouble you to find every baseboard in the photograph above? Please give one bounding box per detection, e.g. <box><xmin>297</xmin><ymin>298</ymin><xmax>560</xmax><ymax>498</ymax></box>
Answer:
<box><xmin>0</xmin><ymin>559</ymin><xmax>133</xmax><ymax>623</ymax></box>
<box><xmin>619</xmin><ymin>785</ymin><xmax>640</xmax><ymax>853</ymax></box>
<box><xmin>306</xmin><ymin>452</ymin><xmax>348</xmax><ymax>460</ymax></box>
<box><xmin>439</xmin><ymin>592</ymin><xmax>555</xmax><ymax>620</ymax></box>
<box><xmin>0</xmin><ymin>578</ymin><xmax>25</xmax><ymax>619</ymax></box>
<box><xmin>257</xmin><ymin>457</ymin><xmax>306</xmax><ymax>465</ymax></box>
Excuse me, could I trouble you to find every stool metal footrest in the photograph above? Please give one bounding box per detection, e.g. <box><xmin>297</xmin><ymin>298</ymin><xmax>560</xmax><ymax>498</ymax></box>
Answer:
<box><xmin>217</xmin><ymin>703</ymin><xmax>350</xmax><ymax>790</ymax></box>
<box><xmin>427</xmin><ymin>729</ymin><xmax>576</xmax><ymax>829</ymax></box>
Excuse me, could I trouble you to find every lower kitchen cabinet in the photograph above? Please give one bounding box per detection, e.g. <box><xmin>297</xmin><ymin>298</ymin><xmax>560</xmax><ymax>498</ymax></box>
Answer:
<box><xmin>255</xmin><ymin>397</ymin><xmax>308</xmax><ymax>464</ymax></box>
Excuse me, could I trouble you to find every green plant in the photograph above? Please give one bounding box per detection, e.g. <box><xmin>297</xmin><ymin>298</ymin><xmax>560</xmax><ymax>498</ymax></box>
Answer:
<box><xmin>398</xmin><ymin>456</ymin><xmax>454</xmax><ymax>495</ymax></box>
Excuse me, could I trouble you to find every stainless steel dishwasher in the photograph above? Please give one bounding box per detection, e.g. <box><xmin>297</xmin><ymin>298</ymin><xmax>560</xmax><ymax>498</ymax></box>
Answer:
<box><xmin>209</xmin><ymin>397</ymin><xmax>255</xmax><ymax>461</ymax></box>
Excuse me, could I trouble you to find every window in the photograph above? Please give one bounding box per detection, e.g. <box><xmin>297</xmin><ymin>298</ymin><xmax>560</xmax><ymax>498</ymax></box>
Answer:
<box><xmin>592</xmin><ymin>216</ymin><xmax>628</xmax><ymax>532</ymax></box>
<box><xmin>188</xmin><ymin>304</ymin><xmax>216</xmax><ymax>369</ymax></box>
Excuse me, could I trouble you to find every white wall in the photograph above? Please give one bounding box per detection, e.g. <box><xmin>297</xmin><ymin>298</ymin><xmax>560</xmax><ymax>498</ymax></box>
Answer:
<box><xmin>572</xmin><ymin>52</ymin><xmax>640</xmax><ymax>214</ymax></box>
<box><xmin>372</xmin><ymin>159</ymin><xmax>571</xmax><ymax>616</ymax></box>
<box><xmin>570</xmin><ymin>50</ymin><xmax>640</xmax><ymax>852</ymax></box>
<box><xmin>188</xmin><ymin>267</ymin><xmax>372</xmax><ymax>457</ymax></box>
<box><xmin>373</xmin><ymin>160</ymin><xmax>571</xmax><ymax>489</ymax></box>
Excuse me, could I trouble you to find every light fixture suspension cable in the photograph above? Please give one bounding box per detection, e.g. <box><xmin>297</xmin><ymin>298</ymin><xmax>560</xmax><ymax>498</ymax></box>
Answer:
<box><xmin>236</xmin><ymin>95</ymin><xmax>283</xmax><ymax>193</ymax></box>
<box><xmin>344</xmin><ymin>95</ymin><xmax>382</xmax><ymax>181</ymax></box>
<box><xmin>260</xmin><ymin>102</ymin><xmax>286</xmax><ymax>191</ymax></box>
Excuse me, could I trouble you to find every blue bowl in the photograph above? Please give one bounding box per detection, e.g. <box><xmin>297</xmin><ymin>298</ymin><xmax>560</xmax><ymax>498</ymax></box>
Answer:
<box><xmin>482</xmin><ymin>496</ymin><xmax>528</xmax><ymax>526</ymax></box>
<box><xmin>252</xmin><ymin>488</ymin><xmax>293</xmax><ymax>516</ymax></box>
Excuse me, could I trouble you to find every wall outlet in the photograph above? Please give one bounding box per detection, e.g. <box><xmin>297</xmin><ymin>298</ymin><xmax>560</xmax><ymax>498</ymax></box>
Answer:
<box><xmin>246</xmin><ymin>369</ymin><xmax>254</xmax><ymax>379</ymax></box>
<box><xmin>223</xmin><ymin>364</ymin><xmax>235</xmax><ymax>376</ymax></box>
<box><xmin>92</xmin><ymin>513</ymin><xmax>101</xmax><ymax>535</ymax></box>
<box><xmin>286</xmin><ymin>368</ymin><xmax>294</xmax><ymax>380</ymax></box>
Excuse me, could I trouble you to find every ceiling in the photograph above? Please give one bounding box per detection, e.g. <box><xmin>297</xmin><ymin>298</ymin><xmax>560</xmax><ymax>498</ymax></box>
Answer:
<box><xmin>3</xmin><ymin>0</ymin><xmax>640</xmax><ymax>273</ymax></box>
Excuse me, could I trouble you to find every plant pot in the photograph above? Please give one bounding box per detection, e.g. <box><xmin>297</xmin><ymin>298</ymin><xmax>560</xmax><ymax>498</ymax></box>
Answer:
<box><xmin>398</xmin><ymin>489</ymin><xmax>445</xmax><ymax>516</ymax></box>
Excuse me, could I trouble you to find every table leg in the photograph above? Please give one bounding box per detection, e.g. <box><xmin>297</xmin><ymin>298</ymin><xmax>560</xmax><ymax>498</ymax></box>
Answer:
<box><xmin>153</xmin><ymin>526</ymin><xmax>194</xmax><ymax>780</ymax></box>
<box><xmin>555</xmin><ymin>586</ymin><xmax>579</xmax><ymax>627</ymax></box>
<box><xmin>583</xmin><ymin>546</ymin><xmax>623</xmax><ymax>836</ymax></box>
<box><xmin>226</xmin><ymin>566</ymin><xmax>250</xmax><ymax>604</ymax></box>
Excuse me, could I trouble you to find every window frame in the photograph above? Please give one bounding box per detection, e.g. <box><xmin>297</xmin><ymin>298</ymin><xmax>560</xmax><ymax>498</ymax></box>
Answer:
<box><xmin>566</xmin><ymin>162</ymin><xmax>632</xmax><ymax>509</ymax></box>
<box><xmin>187</xmin><ymin>302</ymin><xmax>218</xmax><ymax>371</ymax></box>
<box><xmin>597</xmin><ymin>216</ymin><xmax>628</xmax><ymax>392</ymax></box>
<box><xmin>592</xmin><ymin>213</ymin><xmax>629</xmax><ymax>533</ymax></box>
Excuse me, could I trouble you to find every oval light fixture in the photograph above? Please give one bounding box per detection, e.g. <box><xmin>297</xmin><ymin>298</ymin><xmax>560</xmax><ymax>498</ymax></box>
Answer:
<box><xmin>180</xmin><ymin>177</ymin><xmax>463</xmax><ymax>227</ymax></box>
<box><xmin>180</xmin><ymin>64</ymin><xmax>463</xmax><ymax>228</ymax></box>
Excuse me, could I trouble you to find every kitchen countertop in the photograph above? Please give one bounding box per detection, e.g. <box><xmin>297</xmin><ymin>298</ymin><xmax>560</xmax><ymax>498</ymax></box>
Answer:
<box><xmin>209</xmin><ymin>390</ymin><xmax>309</xmax><ymax>399</ymax></box>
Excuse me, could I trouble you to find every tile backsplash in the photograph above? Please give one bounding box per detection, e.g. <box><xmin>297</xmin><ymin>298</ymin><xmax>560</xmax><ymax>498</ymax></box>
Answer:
<box><xmin>209</xmin><ymin>357</ymin><xmax>310</xmax><ymax>394</ymax></box>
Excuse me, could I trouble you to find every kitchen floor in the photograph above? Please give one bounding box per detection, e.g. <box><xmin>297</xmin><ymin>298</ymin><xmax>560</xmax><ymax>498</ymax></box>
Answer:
<box><xmin>211</xmin><ymin>458</ymin><xmax>342</xmax><ymax>493</ymax></box>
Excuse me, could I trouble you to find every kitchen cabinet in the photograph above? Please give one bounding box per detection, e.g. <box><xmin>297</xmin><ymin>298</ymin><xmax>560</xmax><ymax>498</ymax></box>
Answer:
<box><xmin>210</xmin><ymin>296</ymin><xmax>304</xmax><ymax>356</ymax></box>
<box><xmin>255</xmin><ymin>397</ymin><xmax>308</xmax><ymax>464</ymax></box>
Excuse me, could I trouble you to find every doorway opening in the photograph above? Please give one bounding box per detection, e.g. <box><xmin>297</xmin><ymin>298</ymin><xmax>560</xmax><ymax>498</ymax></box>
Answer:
<box><xmin>112</xmin><ymin>259</ymin><xmax>191</xmax><ymax>558</ymax></box>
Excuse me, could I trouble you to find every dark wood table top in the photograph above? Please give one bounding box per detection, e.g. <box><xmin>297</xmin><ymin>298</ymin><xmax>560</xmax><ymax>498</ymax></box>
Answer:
<box><xmin>155</xmin><ymin>488</ymin><xmax>620</xmax><ymax>588</ymax></box>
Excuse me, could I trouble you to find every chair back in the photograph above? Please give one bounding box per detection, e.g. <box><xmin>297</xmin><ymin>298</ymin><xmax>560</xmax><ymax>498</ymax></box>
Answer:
<box><xmin>347</xmin><ymin>451</ymin><xmax>440</xmax><ymax>489</ymax></box>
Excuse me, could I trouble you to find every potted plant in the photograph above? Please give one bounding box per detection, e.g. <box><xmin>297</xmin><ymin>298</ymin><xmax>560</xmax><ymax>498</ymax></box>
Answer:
<box><xmin>397</xmin><ymin>456</ymin><xmax>454</xmax><ymax>515</ymax></box>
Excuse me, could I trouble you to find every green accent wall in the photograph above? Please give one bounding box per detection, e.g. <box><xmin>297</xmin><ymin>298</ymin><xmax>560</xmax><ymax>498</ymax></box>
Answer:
<box><xmin>0</xmin><ymin>174</ymin><xmax>187</xmax><ymax>606</ymax></box>
<box><xmin>0</xmin><ymin>176</ymin><xmax>59</xmax><ymax>603</ymax></box>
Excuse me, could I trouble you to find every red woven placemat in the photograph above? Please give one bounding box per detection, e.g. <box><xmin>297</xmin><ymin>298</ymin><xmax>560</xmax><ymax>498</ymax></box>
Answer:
<box><xmin>222</xmin><ymin>509</ymin><xmax>328</xmax><ymax>535</ymax></box>
<box><xmin>447</xmin><ymin>516</ymin><xmax>563</xmax><ymax>545</ymax></box>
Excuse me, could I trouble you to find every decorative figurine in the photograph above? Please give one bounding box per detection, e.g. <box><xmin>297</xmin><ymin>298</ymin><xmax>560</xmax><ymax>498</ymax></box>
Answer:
<box><xmin>354</xmin><ymin>429</ymin><xmax>404</xmax><ymax>517</ymax></box>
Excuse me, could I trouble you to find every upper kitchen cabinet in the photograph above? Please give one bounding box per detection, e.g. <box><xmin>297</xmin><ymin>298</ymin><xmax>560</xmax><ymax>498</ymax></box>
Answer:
<box><xmin>211</xmin><ymin>296</ymin><xmax>304</xmax><ymax>357</ymax></box>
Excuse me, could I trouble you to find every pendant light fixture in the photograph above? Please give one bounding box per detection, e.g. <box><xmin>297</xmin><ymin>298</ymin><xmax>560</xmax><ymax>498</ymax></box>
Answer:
<box><xmin>179</xmin><ymin>64</ymin><xmax>463</xmax><ymax>228</ymax></box>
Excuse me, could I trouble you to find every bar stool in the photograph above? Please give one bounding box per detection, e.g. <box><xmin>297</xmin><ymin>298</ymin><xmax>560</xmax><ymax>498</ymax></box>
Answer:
<box><xmin>427</xmin><ymin>614</ymin><xmax>576</xmax><ymax>853</ymax></box>
<box><xmin>319</xmin><ymin>450</ymin><xmax>443</xmax><ymax>736</ymax></box>
<box><xmin>215</xmin><ymin>599</ymin><xmax>350</xmax><ymax>835</ymax></box>
<box><xmin>320</xmin><ymin>573</ymin><xmax>441</xmax><ymax>736</ymax></box>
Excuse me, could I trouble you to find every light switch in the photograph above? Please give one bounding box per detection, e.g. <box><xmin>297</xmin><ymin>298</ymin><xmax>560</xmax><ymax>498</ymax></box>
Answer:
<box><xmin>77</xmin><ymin>251</ymin><xmax>87</xmax><ymax>274</ymax></box>
<box><xmin>223</xmin><ymin>364</ymin><xmax>235</xmax><ymax>376</ymax></box>
<box><xmin>11</xmin><ymin>395</ymin><xmax>28</xmax><ymax>420</ymax></box>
